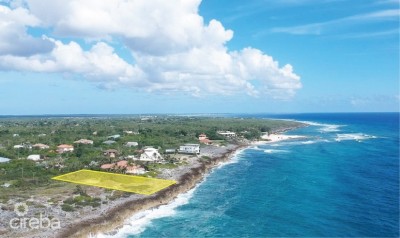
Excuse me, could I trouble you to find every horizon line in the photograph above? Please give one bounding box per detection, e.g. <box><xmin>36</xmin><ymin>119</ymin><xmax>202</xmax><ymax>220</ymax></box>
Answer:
<box><xmin>0</xmin><ymin>112</ymin><xmax>398</xmax><ymax>118</ymax></box>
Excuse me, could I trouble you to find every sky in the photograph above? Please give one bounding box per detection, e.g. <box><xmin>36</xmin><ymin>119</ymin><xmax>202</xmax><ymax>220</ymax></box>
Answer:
<box><xmin>0</xmin><ymin>0</ymin><xmax>398</xmax><ymax>115</ymax></box>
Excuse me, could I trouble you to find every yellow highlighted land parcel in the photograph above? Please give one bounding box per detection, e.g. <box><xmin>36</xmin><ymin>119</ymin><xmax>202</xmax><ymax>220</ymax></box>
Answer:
<box><xmin>52</xmin><ymin>169</ymin><xmax>176</xmax><ymax>195</ymax></box>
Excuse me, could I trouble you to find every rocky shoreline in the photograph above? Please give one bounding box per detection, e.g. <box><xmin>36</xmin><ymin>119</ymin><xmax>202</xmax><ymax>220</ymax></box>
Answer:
<box><xmin>56</xmin><ymin>144</ymin><xmax>246</xmax><ymax>238</ymax></box>
<box><xmin>1</xmin><ymin>123</ymin><xmax>307</xmax><ymax>238</ymax></box>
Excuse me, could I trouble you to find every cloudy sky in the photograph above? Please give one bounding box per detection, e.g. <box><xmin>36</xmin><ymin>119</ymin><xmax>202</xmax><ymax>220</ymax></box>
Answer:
<box><xmin>0</xmin><ymin>0</ymin><xmax>398</xmax><ymax>115</ymax></box>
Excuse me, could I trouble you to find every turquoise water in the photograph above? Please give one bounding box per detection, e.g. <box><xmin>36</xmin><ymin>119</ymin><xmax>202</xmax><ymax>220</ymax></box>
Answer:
<box><xmin>107</xmin><ymin>113</ymin><xmax>399</xmax><ymax>237</ymax></box>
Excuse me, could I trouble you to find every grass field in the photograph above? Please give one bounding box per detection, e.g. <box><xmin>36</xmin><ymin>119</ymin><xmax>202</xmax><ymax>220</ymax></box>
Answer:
<box><xmin>52</xmin><ymin>170</ymin><xmax>176</xmax><ymax>195</ymax></box>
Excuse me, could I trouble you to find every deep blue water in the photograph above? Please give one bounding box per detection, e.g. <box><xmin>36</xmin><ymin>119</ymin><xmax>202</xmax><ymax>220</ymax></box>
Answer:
<box><xmin>110</xmin><ymin>113</ymin><xmax>399</xmax><ymax>237</ymax></box>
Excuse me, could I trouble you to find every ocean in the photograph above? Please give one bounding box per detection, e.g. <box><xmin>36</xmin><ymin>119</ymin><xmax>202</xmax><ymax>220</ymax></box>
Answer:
<box><xmin>104</xmin><ymin>113</ymin><xmax>399</xmax><ymax>237</ymax></box>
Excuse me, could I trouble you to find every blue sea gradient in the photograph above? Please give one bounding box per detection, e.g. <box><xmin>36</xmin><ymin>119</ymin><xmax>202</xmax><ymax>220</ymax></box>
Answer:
<box><xmin>108</xmin><ymin>113</ymin><xmax>399</xmax><ymax>237</ymax></box>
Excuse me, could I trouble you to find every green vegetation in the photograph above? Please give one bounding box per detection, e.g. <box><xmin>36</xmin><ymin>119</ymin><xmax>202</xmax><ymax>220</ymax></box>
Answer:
<box><xmin>63</xmin><ymin>195</ymin><xmax>101</xmax><ymax>208</ymax></box>
<box><xmin>0</xmin><ymin>115</ymin><xmax>301</xmax><ymax>195</ymax></box>
<box><xmin>61</xmin><ymin>204</ymin><xmax>75</xmax><ymax>212</ymax></box>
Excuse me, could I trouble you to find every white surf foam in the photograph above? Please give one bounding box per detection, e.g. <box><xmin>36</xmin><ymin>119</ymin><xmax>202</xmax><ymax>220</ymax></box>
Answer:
<box><xmin>264</xmin><ymin>149</ymin><xmax>289</xmax><ymax>154</ymax></box>
<box><xmin>94</xmin><ymin>148</ymin><xmax>245</xmax><ymax>238</ymax></box>
<box><xmin>217</xmin><ymin>147</ymin><xmax>244</xmax><ymax>166</ymax></box>
<box><xmin>300</xmin><ymin>139</ymin><xmax>330</xmax><ymax>145</ymax></box>
<box><xmin>250</xmin><ymin>146</ymin><xmax>263</xmax><ymax>150</ymax></box>
<box><xmin>296</xmin><ymin>120</ymin><xmax>345</xmax><ymax>133</ymax></box>
<box><xmin>335</xmin><ymin>133</ymin><xmax>377</xmax><ymax>142</ymax></box>
<box><xmin>270</xmin><ymin>144</ymin><xmax>282</xmax><ymax>147</ymax></box>
<box><xmin>301</xmin><ymin>140</ymin><xmax>316</xmax><ymax>144</ymax></box>
<box><xmin>95</xmin><ymin>187</ymin><xmax>197</xmax><ymax>238</ymax></box>
<box><xmin>318</xmin><ymin>124</ymin><xmax>343</xmax><ymax>132</ymax></box>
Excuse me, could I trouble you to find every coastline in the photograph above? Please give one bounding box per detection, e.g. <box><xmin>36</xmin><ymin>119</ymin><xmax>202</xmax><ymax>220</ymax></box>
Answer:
<box><xmin>54</xmin><ymin>124</ymin><xmax>307</xmax><ymax>238</ymax></box>
<box><xmin>56</xmin><ymin>144</ymin><xmax>247</xmax><ymax>238</ymax></box>
<box><xmin>0</xmin><ymin>122</ymin><xmax>307</xmax><ymax>238</ymax></box>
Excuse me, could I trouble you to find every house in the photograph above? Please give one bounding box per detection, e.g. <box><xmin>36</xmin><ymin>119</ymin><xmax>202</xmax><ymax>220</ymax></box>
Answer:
<box><xmin>200</xmin><ymin>138</ymin><xmax>212</xmax><ymax>144</ymax></box>
<box><xmin>178</xmin><ymin>144</ymin><xmax>200</xmax><ymax>154</ymax></box>
<box><xmin>108</xmin><ymin>134</ymin><xmax>121</xmax><ymax>140</ymax></box>
<box><xmin>103</xmin><ymin>140</ymin><xmax>116</xmax><ymax>145</ymax></box>
<box><xmin>198</xmin><ymin>133</ymin><xmax>207</xmax><ymax>141</ymax></box>
<box><xmin>165</xmin><ymin>149</ymin><xmax>176</xmax><ymax>154</ymax></box>
<box><xmin>100</xmin><ymin>161</ymin><xmax>145</xmax><ymax>174</ymax></box>
<box><xmin>198</xmin><ymin>133</ymin><xmax>212</xmax><ymax>145</ymax></box>
<box><xmin>74</xmin><ymin>139</ymin><xmax>94</xmax><ymax>145</ymax></box>
<box><xmin>100</xmin><ymin>163</ymin><xmax>114</xmax><ymax>170</ymax></box>
<box><xmin>125</xmin><ymin>142</ymin><xmax>138</xmax><ymax>147</ymax></box>
<box><xmin>125</xmin><ymin>155</ymin><xmax>136</xmax><ymax>160</ymax></box>
<box><xmin>116</xmin><ymin>160</ymin><xmax>128</xmax><ymax>168</ymax></box>
<box><xmin>104</xmin><ymin>149</ymin><xmax>119</xmax><ymax>158</ymax></box>
<box><xmin>32</xmin><ymin>143</ymin><xmax>50</xmax><ymax>150</ymax></box>
<box><xmin>124</xmin><ymin>130</ymin><xmax>139</xmax><ymax>135</ymax></box>
<box><xmin>139</xmin><ymin>147</ymin><xmax>163</xmax><ymax>162</ymax></box>
<box><xmin>217</xmin><ymin>131</ymin><xmax>236</xmax><ymax>138</ymax></box>
<box><xmin>57</xmin><ymin>144</ymin><xmax>74</xmax><ymax>153</ymax></box>
<box><xmin>27</xmin><ymin>154</ymin><xmax>41</xmax><ymax>161</ymax></box>
<box><xmin>0</xmin><ymin>157</ymin><xmax>10</xmax><ymax>163</ymax></box>
<box><xmin>13</xmin><ymin>143</ymin><xmax>32</xmax><ymax>149</ymax></box>
<box><xmin>126</xmin><ymin>165</ymin><xmax>146</xmax><ymax>175</ymax></box>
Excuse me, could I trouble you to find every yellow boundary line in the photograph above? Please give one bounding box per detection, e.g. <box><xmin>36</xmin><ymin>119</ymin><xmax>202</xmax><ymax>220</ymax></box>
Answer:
<box><xmin>52</xmin><ymin>169</ymin><xmax>176</xmax><ymax>195</ymax></box>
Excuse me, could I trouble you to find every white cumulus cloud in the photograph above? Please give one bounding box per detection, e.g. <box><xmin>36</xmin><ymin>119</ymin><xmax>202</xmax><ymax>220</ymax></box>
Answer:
<box><xmin>0</xmin><ymin>5</ymin><xmax>53</xmax><ymax>56</ymax></box>
<box><xmin>0</xmin><ymin>0</ymin><xmax>302</xmax><ymax>98</ymax></box>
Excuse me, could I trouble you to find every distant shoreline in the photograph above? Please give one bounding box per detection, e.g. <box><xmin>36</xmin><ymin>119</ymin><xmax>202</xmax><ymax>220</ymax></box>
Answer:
<box><xmin>0</xmin><ymin>112</ymin><xmax>397</xmax><ymax>119</ymax></box>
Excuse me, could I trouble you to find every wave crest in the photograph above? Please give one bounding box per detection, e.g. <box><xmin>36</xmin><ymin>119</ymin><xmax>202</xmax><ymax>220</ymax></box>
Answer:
<box><xmin>335</xmin><ymin>133</ymin><xmax>377</xmax><ymax>142</ymax></box>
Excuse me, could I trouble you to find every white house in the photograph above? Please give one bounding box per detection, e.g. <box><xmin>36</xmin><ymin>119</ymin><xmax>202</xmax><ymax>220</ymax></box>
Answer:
<box><xmin>217</xmin><ymin>131</ymin><xmax>236</xmax><ymax>138</ymax></box>
<box><xmin>103</xmin><ymin>140</ymin><xmax>116</xmax><ymax>145</ymax></box>
<box><xmin>32</xmin><ymin>143</ymin><xmax>50</xmax><ymax>150</ymax></box>
<box><xmin>13</xmin><ymin>143</ymin><xmax>32</xmax><ymax>149</ymax></box>
<box><xmin>125</xmin><ymin>155</ymin><xmax>137</xmax><ymax>160</ymax></box>
<box><xmin>74</xmin><ymin>139</ymin><xmax>94</xmax><ymax>145</ymax></box>
<box><xmin>0</xmin><ymin>157</ymin><xmax>10</xmax><ymax>163</ymax></box>
<box><xmin>178</xmin><ymin>144</ymin><xmax>200</xmax><ymax>154</ymax></box>
<box><xmin>108</xmin><ymin>134</ymin><xmax>121</xmax><ymax>140</ymax></box>
<box><xmin>57</xmin><ymin>144</ymin><xmax>74</xmax><ymax>153</ymax></box>
<box><xmin>27</xmin><ymin>154</ymin><xmax>41</xmax><ymax>161</ymax></box>
<box><xmin>125</xmin><ymin>142</ymin><xmax>138</xmax><ymax>147</ymax></box>
<box><xmin>124</xmin><ymin>130</ymin><xmax>139</xmax><ymax>135</ymax></box>
<box><xmin>139</xmin><ymin>147</ymin><xmax>163</xmax><ymax>162</ymax></box>
<box><xmin>165</xmin><ymin>149</ymin><xmax>176</xmax><ymax>154</ymax></box>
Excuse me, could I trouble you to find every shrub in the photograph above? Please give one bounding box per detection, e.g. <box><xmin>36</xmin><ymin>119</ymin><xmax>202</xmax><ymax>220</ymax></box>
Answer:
<box><xmin>61</xmin><ymin>204</ymin><xmax>74</xmax><ymax>212</ymax></box>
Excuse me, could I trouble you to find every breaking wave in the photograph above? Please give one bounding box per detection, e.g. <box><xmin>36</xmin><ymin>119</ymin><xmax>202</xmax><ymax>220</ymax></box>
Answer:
<box><xmin>95</xmin><ymin>149</ymin><xmax>245</xmax><ymax>238</ymax></box>
<box><xmin>96</xmin><ymin>188</ymin><xmax>196</xmax><ymax>238</ymax></box>
<box><xmin>264</xmin><ymin>149</ymin><xmax>289</xmax><ymax>154</ymax></box>
<box><xmin>335</xmin><ymin>133</ymin><xmax>377</xmax><ymax>142</ymax></box>
<box><xmin>297</xmin><ymin>120</ymin><xmax>345</xmax><ymax>133</ymax></box>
